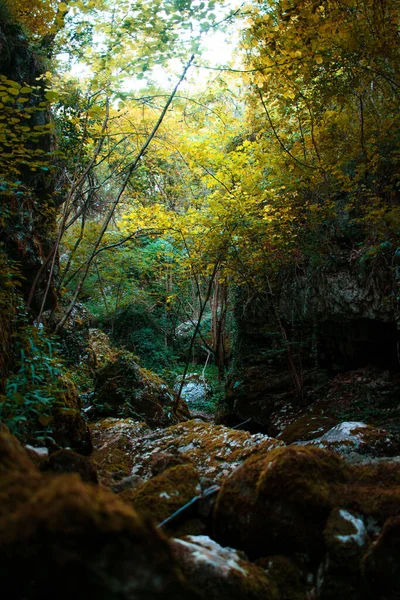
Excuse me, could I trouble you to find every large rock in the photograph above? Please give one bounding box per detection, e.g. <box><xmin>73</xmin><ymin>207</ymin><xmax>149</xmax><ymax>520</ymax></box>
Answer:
<box><xmin>92</xmin><ymin>351</ymin><xmax>189</xmax><ymax>427</ymax></box>
<box><xmin>0</xmin><ymin>428</ymin><xmax>195</xmax><ymax>600</ymax></box>
<box><xmin>90</xmin><ymin>418</ymin><xmax>151</xmax><ymax>485</ymax></box>
<box><xmin>317</xmin><ymin>508</ymin><xmax>370</xmax><ymax>599</ymax></box>
<box><xmin>120</xmin><ymin>463</ymin><xmax>202</xmax><ymax>534</ymax></box>
<box><xmin>51</xmin><ymin>375</ymin><xmax>92</xmax><ymax>455</ymax></box>
<box><xmin>91</xmin><ymin>418</ymin><xmax>283</xmax><ymax>486</ymax></box>
<box><xmin>363</xmin><ymin>516</ymin><xmax>400</xmax><ymax>600</ymax></box>
<box><xmin>170</xmin><ymin>535</ymin><xmax>277</xmax><ymax>600</ymax></box>
<box><xmin>126</xmin><ymin>420</ymin><xmax>283</xmax><ymax>483</ymax></box>
<box><xmin>297</xmin><ymin>422</ymin><xmax>400</xmax><ymax>458</ymax></box>
<box><xmin>214</xmin><ymin>445</ymin><xmax>350</xmax><ymax>559</ymax></box>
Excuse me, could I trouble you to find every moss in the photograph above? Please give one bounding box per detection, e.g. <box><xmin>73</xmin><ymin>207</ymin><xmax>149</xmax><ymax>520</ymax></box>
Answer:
<box><xmin>92</xmin><ymin>352</ymin><xmax>188</xmax><ymax>427</ymax></box>
<box><xmin>171</xmin><ymin>535</ymin><xmax>279</xmax><ymax>600</ymax></box>
<box><xmin>341</xmin><ymin>462</ymin><xmax>400</xmax><ymax>523</ymax></box>
<box><xmin>0</xmin><ymin>473</ymin><xmax>194</xmax><ymax>600</ymax></box>
<box><xmin>257</xmin><ymin>555</ymin><xmax>308</xmax><ymax>600</ymax></box>
<box><xmin>278</xmin><ymin>414</ymin><xmax>337</xmax><ymax>444</ymax></box>
<box><xmin>121</xmin><ymin>463</ymin><xmax>201</xmax><ymax>533</ymax></box>
<box><xmin>363</xmin><ymin>517</ymin><xmax>400</xmax><ymax>600</ymax></box>
<box><xmin>214</xmin><ymin>445</ymin><xmax>350</xmax><ymax>559</ymax></box>
<box><xmin>92</xmin><ymin>435</ymin><xmax>135</xmax><ymax>483</ymax></box>
<box><xmin>51</xmin><ymin>375</ymin><xmax>92</xmax><ymax>455</ymax></box>
<box><xmin>41</xmin><ymin>449</ymin><xmax>98</xmax><ymax>483</ymax></box>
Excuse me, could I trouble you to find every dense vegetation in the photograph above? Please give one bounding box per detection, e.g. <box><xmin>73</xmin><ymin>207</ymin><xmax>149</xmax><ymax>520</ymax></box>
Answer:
<box><xmin>0</xmin><ymin>0</ymin><xmax>399</xmax><ymax>439</ymax></box>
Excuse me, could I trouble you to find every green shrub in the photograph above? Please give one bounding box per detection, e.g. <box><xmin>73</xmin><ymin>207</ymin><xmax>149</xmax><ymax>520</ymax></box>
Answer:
<box><xmin>0</xmin><ymin>326</ymin><xmax>65</xmax><ymax>441</ymax></box>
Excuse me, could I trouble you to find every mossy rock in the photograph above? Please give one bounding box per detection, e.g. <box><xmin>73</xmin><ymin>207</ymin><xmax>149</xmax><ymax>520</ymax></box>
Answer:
<box><xmin>214</xmin><ymin>445</ymin><xmax>350</xmax><ymax>559</ymax></box>
<box><xmin>256</xmin><ymin>555</ymin><xmax>308</xmax><ymax>600</ymax></box>
<box><xmin>93</xmin><ymin>352</ymin><xmax>189</xmax><ymax>427</ymax></box>
<box><xmin>41</xmin><ymin>449</ymin><xmax>98</xmax><ymax>483</ymax></box>
<box><xmin>344</xmin><ymin>461</ymin><xmax>400</xmax><ymax>524</ymax></box>
<box><xmin>278</xmin><ymin>414</ymin><xmax>337</xmax><ymax>444</ymax></box>
<box><xmin>171</xmin><ymin>535</ymin><xmax>279</xmax><ymax>600</ymax></box>
<box><xmin>317</xmin><ymin>508</ymin><xmax>370</xmax><ymax>600</ymax></box>
<box><xmin>363</xmin><ymin>516</ymin><xmax>400</xmax><ymax>600</ymax></box>
<box><xmin>0</xmin><ymin>430</ymin><xmax>196</xmax><ymax>600</ymax></box>
<box><xmin>121</xmin><ymin>463</ymin><xmax>201</xmax><ymax>534</ymax></box>
<box><xmin>51</xmin><ymin>375</ymin><xmax>92</xmax><ymax>455</ymax></box>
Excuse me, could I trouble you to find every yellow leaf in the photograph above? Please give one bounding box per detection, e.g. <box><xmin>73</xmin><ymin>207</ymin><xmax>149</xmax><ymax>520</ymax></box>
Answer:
<box><xmin>58</xmin><ymin>2</ymin><xmax>68</xmax><ymax>12</ymax></box>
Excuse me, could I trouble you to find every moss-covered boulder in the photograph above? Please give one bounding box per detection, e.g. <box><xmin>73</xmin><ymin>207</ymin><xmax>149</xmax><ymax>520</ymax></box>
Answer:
<box><xmin>347</xmin><ymin>460</ymin><xmax>400</xmax><ymax>525</ymax></box>
<box><xmin>123</xmin><ymin>420</ymin><xmax>284</xmax><ymax>483</ymax></box>
<box><xmin>363</xmin><ymin>516</ymin><xmax>400</xmax><ymax>600</ymax></box>
<box><xmin>256</xmin><ymin>556</ymin><xmax>309</xmax><ymax>600</ymax></box>
<box><xmin>170</xmin><ymin>535</ymin><xmax>278</xmax><ymax>600</ymax></box>
<box><xmin>90</xmin><ymin>418</ymin><xmax>151</xmax><ymax>486</ymax></box>
<box><xmin>277</xmin><ymin>414</ymin><xmax>338</xmax><ymax>444</ymax></box>
<box><xmin>121</xmin><ymin>463</ymin><xmax>202</xmax><ymax>534</ymax></box>
<box><xmin>214</xmin><ymin>445</ymin><xmax>349</xmax><ymax>559</ymax></box>
<box><xmin>41</xmin><ymin>448</ymin><xmax>99</xmax><ymax>483</ymax></box>
<box><xmin>51</xmin><ymin>375</ymin><xmax>92</xmax><ymax>455</ymax></box>
<box><xmin>317</xmin><ymin>508</ymin><xmax>370</xmax><ymax>599</ymax></box>
<box><xmin>299</xmin><ymin>422</ymin><xmax>400</xmax><ymax>458</ymax></box>
<box><xmin>0</xmin><ymin>429</ymin><xmax>195</xmax><ymax>600</ymax></box>
<box><xmin>93</xmin><ymin>351</ymin><xmax>189</xmax><ymax>427</ymax></box>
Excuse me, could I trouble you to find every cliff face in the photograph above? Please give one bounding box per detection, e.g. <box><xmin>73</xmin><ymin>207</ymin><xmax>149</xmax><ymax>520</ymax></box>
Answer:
<box><xmin>0</xmin><ymin>13</ymin><xmax>58</xmax><ymax>390</ymax></box>
<box><xmin>221</xmin><ymin>246</ymin><xmax>400</xmax><ymax>431</ymax></box>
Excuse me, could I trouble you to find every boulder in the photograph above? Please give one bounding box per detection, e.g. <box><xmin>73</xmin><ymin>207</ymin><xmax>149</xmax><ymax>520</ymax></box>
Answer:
<box><xmin>256</xmin><ymin>555</ymin><xmax>309</xmax><ymax>600</ymax></box>
<box><xmin>40</xmin><ymin>448</ymin><xmax>99</xmax><ymax>483</ymax></box>
<box><xmin>92</xmin><ymin>351</ymin><xmax>189</xmax><ymax>427</ymax></box>
<box><xmin>120</xmin><ymin>463</ymin><xmax>202</xmax><ymax>534</ymax></box>
<box><xmin>0</xmin><ymin>429</ymin><xmax>195</xmax><ymax>600</ymax></box>
<box><xmin>51</xmin><ymin>375</ymin><xmax>93</xmax><ymax>455</ymax></box>
<box><xmin>90</xmin><ymin>418</ymin><xmax>151</xmax><ymax>485</ymax></box>
<box><xmin>317</xmin><ymin>508</ymin><xmax>370</xmax><ymax>599</ymax></box>
<box><xmin>214</xmin><ymin>445</ymin><xmax>349</xmax><ymax>559</ymax></box>
<box><xmin>125</xmin><ymin>420</ymin><xmax>284</xmax><ymax>483</ymax></box>
<box><xmin>363</xmin><ymin>516</ymin><xmax>400</xmax><ymax>600</ymax></box>
<box><xmin>298</xmin><ymin>422</ymin><xmax>400</xmax><ymax>457</ymax></box>
<box><xmin>170</xmin><ymin>535</ymin><xmax>277</xmax><ymax>600</ymax></box>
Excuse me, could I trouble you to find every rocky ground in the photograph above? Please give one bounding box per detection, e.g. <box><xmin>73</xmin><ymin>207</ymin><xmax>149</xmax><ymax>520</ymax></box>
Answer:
<box><xmin>1</xmin><ymin>329</ymin><xmax>400</xmax><ymax>599</ymax></box>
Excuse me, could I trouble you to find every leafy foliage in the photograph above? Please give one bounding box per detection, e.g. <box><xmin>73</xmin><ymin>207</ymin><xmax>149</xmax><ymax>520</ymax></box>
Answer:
<box><xmin>0</xmin><ymin>326</ymin><xmax>65</xmax><ymax>440</ymax></box>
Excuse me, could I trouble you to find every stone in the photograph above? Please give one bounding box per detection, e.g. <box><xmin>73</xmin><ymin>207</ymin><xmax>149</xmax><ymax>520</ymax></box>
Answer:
<box><xmin>214</xmin><ymin>445</ymin><xmax>349</xmax><ymax>559</ymax></box>
<box><xmin>0</xmin><ymin>430</ymin><xmax>195</xmax><ymax>600</ymax></box>
<box><xmin>125</xmin><ymin>420</ymin><xmax>284</xmax><ymax>483</ymax></box>
<box><xmin>92</xmin><ymin>351</ymin><xmax>189</xmax><ymax>427</ymax></box>
<box><xmin>51</xmin><ymin>375</ymin><xmax>93</xmax><ymax>455</ymax></box>
<box><xmin>298</xmin><ymin>422</ymin><xmax>400</xmax><ymax>457</ymax></box>
<box><xmin>363</xmin><ymin>516</ymin><xmax>400</xmax><ymax>600</ymax></box>
<box><xmin>120</xmin><ymin>463</ymin><xmax>202</xmax><ymax>533</ymax></box>
<box><xmin>40</xmin><ymin>448</ymin><xmax>99</xmax><ymax>483</ymax></box>
<box><xmin>170</xmin><ymin>535</ymin><xmax>278</xmax><ymax>600</ymax></box>
<box><xmin>317</xmin><ymin>508</ymin><xmax>370</xmax><ymax>599</ymax></box>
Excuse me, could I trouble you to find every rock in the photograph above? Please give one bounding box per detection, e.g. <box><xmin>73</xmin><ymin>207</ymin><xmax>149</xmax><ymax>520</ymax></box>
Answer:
<box><xmin>276</xmin><ymin>414</ymin><xmax>338</xmax><ymax>444</ymax></box>
<box><xmin>214</xmin><ymin>445</ymin><xmax>349</xmax><ymax>559</ymax></box>
<box><xmin>120</xmin><ymin>464</ymin><xmax>202</xmax><ymax>534</ymax></box>
<box><xmin>126</xmin><ymin>420</ymin><xmax>284</xmax><ymax>483</ymax></box>
<box><xmin>174</xmin><ymin>373</ymin><xmax>212</xmax><ymax>406</ymax></box>
<box><xmin>363</xmin><ymin>516</ymin><xmax>400</xmax><ymax>600</ymax></box>
<box><xmin>298</xmin><ymin>422</ymin><xmax>400</xmax><ymax>457</ymax></box>
<box><xmin>347</xmin><ymin>460</ymin><xmax>400</xmax><ymax>525</ymax></box>
<box><xmin>256</xmin><ymin>555</ymin><xmax>309</xmax><ymax>600</ymax></box>
<box><xmin>0</xmin><ymin>430</ymin><xmax>195</xmax><ymax>600</ymax></box>
<box><xmin>170</xmin><ymin>535</ymin><xmax>277</xmax><ymax>600</ymax></box>
<box><xmin>317</xmin><ymin>508</ymin><xmax>370</xmax><ymax>599</ymax></box>
<box><xmin>40</xmin><ymin>449</ymin><xmax>99</xmax><ymax>484</ymax></box>
<box><xmin>90</xmin><ymin>418</ymin><xmax>151</xmax><ymax>485</ymax></box>
<box><xmin>92</xmin><ymin>351</ymin><xmax>189</xmax><ymax>427</ymax></box>
<box><xmin>88</xmin><ymin>327</ymin><xmax>116</xmax><ymax>368</ymax></box>
<box><xmin>51</xmin><ymin>375</ymin><xmax>93</xmax><ymax>455</ymax></box>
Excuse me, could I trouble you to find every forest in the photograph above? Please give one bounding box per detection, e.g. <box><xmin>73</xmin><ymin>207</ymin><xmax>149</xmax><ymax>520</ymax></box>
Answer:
<box><xmin>1</xmin><ymin>0</ymin><xmax>400</xmax><ymax>598</ymax></box>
